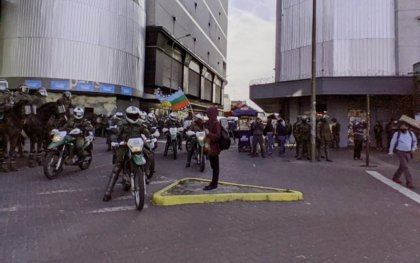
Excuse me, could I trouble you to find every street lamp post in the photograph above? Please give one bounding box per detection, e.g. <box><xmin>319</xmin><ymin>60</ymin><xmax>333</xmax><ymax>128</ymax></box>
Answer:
<box><xmin>170</xmin><ymin>34</ymin><xmax>191</xmax><ymax>93</ymax></box>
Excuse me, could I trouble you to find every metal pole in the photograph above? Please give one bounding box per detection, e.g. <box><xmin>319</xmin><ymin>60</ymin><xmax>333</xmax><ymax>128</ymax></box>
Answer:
<box><xmin>366</xmin><ymin>94</ymin><xmax>370</xmax><ymax>167</ymax></box>
<box><xmin>311</xmin><ymin>0</ymin><xmax>317</xmax><ymax>161</ymax></box>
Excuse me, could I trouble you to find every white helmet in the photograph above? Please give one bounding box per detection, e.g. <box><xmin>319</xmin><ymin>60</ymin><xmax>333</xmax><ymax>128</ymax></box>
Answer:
<box><xmin>169</xmin><ymin>112</ymin><xmax>177</xmax><ymax>121</ymax></box>
<box><xmin>115</xmin><ymin>112</ymin><xmax>123</xmax><ymax>119</ymax></box>
<box><xmin>37</xmin><ymin>87</ymin><xmax>48</xmax><ymax>97</ymax></box>
<box><xmin>195</xmin><ymin>113</ymin><xmax>204</xmax><ymax>121</ymax></box>
<box><xmin>125</xmin><ymin>106</ymin><xmax>140</xmax><ymax>124</ymax></box>
<box><xmin>139</xmin><ymin>110</ymin><xmax>147</xmax><ymax>120</ymax></box>
<box><xmin>147</xmin><ymin>112</ymin><xmax>156</xmax><ymax>122</ymax></box>
<box><xmin>73</xmin><ymin>106</ymin><xmax>84</xmax><ymax>120</ymax></box>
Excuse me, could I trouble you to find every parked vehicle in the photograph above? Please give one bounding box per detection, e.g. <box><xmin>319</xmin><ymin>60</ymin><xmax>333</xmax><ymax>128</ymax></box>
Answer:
<box><xmin>43</xmin><ymin>128</ymin><xmax>93</xmax><ymax>179</ymax></box>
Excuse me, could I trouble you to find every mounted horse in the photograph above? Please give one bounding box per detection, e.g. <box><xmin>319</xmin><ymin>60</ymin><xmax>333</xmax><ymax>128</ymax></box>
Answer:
<box><xmin>23</xmin><ymin>101</ymin><xmax>61</xmax><ymax>167</ymax></box>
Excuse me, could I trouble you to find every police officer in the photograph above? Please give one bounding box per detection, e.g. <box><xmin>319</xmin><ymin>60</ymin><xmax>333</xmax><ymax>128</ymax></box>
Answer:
<box><xmin>186</xmin><ymin>113</ymin><xmax>205</xmax><ymax>167</ymax></box>
<box><xmin>297</xmin><ymin>116</ymin><xmax>311</xmax><ymax>160</ymax></box>
<box><xmin>330</xmin><ymin>117</ymin><xmax>340</xmax><ymax>149</ymax></box>
<box><xmin>316</xmin><ymin>115</ymin><xmax>333</xmax><ymax>161</ymax></box>
<box><xmin>61</xmin><ymin>106</ymin><xmax>94</xmax><ymax>162</ymax></box>
<box><xmin>163</xmin><ymin>112</ymin><xmax>183</xmax><ymax>155</ymax></box>
<box><xmin>106</xmin><ymin>112</ymin><xmax>124</xmax><ymax>151</ymax></box>
<box><xmin>0</xmin><ymin>83</ymin><xmax>13</xmax><ymax>172</ymax></box>
<box><xmin>103</xmin><ymin>106</ymin><xmax>151</xmax><ymax>202</ymax></box>
<box><xmin>292</xmin><ymin>116</ymin><xmax>302</xmax><ymax>158</ymax></box>
<box><xmin>14</xmin><ymin>84</ymin><xmax>33</xmax><ymax>116</ymax></box>
<box><xmin>56</xmin><ymin>91</ymin><xmax>73</xmax><ymax>116</ymax></box>
<box><xmin>32</xmin><ymin>87</ymin><xmax>48</xmax><ymax>110</ymax></box>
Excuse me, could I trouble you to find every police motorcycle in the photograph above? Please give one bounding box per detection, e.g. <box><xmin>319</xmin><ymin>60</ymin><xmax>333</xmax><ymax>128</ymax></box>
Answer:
<box><xmin>111</xmin><ymin>135</ymin><xmax>150</xmax><ymax>210</ymax></box>
<box><xmin>185</xmin><ymin>129</ymin><xmax>206</xmax><ymax>172</ymax></box>
<box><xmin>43</xmin><ymin>128</ymin><xmax>93</xmax><ymax>179</ymax></box>
<box><xmin>162</xmin><ymin>126</ymin><xmax>183</xmax><ymax>160</ymax></box>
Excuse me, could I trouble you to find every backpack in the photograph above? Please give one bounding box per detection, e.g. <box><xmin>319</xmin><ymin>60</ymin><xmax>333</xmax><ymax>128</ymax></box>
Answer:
<box><xmin>219</xmin><ymin>123</ymin><xmax>231</xmax><ymax>151</ymax></box>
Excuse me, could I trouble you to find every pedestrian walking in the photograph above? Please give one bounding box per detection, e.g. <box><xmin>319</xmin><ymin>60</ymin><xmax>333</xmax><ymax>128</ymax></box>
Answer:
<box><xmin>374</xmin><ymin>121</ymin><xmax>384</xmax><ymax>150</ymax></box>
<box><xmin>203</xmin><ymin>106</ymin><xmax>221</xmax><ymax>190</ymax></box>
<box><xmin>276</xmin><ymin>118</ymin><xmax>288</xmax><ymax>156</ymax></box>
<box><xmin>388</xmin><ymin>122</ymin><xmax>417</xmax><ymax>189</ymax></box>
<box><xmin>250</xmin><ymin>117</ymin><xmax>265</xmax><ymax>158</ymax></box>
<box><xmin>264</xmin><ymin>118</ymin><xmax>275</xmax><ymax>155</ymax></box>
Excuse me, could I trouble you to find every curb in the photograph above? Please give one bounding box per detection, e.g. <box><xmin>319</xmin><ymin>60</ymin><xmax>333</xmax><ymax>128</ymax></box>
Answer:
<box><xmin>152</xmin><ymin>177</ymin><xmax>303</xmax><ymax>206</ymax></box>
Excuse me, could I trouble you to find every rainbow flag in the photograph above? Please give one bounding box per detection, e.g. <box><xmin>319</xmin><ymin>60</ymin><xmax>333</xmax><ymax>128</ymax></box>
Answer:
<box><xmin>155</xmin><ymin>89</ymin><xmax>190</xmax><ymax>111</ymax></box>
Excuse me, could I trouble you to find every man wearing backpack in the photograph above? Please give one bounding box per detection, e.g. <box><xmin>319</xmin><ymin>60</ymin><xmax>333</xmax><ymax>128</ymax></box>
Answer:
<box><xmin>250</xmin><ymin>117</ymin><xmax>265</xmax><ymax>158</ymax></box>
<box><xmin>388</xmin><ymin>121</ymin><xmax>417</xmax><ymax>189</ymax></box>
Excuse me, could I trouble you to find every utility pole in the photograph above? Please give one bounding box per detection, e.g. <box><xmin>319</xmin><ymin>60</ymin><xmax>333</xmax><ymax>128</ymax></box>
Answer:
<box><xmin>311</xmin><ymin>0</ymin><xmax>317</xmax><ymax>161</ymax></box>
<box><xmin>365</xmin><ymin>94</ymin><xmax>370</xmax><ymax>167</ymax></box>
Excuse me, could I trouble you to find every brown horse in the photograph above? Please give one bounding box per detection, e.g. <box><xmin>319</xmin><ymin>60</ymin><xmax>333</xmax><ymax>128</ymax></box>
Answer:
<box><xmin>0</xmin><ymin>98</ymin><xmax>26</xmax><ymax>171</ymax></box>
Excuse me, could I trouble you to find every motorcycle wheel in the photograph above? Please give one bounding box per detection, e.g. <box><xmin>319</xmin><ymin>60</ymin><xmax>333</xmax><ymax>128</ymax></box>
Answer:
<box><xmin>43</xmin><ymin>151</ymin><xmax>62</xmax><ymax>180</ymax></box>
<box><xmin>78</xmin><ymin>151</ymin><xmax>92</xmax><ymax>170</ymax></box>
<box><xmin>200</xmin><ymin>151</ymin><xmax>206</xmax><ymax>172</ymax></box>
<box><xmin>172</xmin><ymin>141</ymin><xmax>177</xmax><ymax>160</ymax></box>
<box><xmin>133</xmin><ymin>166</ymin><xmax>145</xmax><ymax>211</ymax></box>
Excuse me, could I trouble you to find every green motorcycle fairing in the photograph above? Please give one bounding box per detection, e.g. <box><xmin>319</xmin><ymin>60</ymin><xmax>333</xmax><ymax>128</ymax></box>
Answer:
<box><xmin>47</xmin><ymin>135</ymin><xmax>75</xmax><ymax>149</ymax></box>
<box><xmin>132</xmin><ymin>154</ymin><xmax>146</xmax><ymax>165</ymax></box>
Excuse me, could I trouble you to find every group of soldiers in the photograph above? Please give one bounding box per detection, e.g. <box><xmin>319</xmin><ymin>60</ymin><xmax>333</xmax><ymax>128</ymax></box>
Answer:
<box><xmin>0</xmin><ymin>82</ymin><xmax>87</xmax><ymax>172</ymax></box>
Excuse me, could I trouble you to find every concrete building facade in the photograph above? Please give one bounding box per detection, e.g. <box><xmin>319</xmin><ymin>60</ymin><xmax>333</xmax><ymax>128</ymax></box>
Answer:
<box><xmin>0</xmin><ymin>0</ymin><xmax>146</xmax><ymax>114</ymax></box>
<box><xmin>251</xmin><ymin>0</ymin><xmax>420</xmax><ymax>147</ymax></box>
<box><xmin>143</xmin><ymin>0</ymin><xmax>228</xmax><ymax>113</ymax></box>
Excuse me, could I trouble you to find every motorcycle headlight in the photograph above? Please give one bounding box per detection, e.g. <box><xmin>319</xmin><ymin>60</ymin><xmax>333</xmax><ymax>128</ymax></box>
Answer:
<box><xmin>130</xmin><ymin>146</ymin><xmax>142</xmax><ymax>153</ymax></box>
<box><xmin>52</xmin><ymin>135</ymin><xmax>62</xmax><ymax>143</ymax></box>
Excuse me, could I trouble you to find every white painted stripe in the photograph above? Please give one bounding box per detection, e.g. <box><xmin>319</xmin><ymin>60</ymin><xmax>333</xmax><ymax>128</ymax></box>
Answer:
<box><xmin>149</xmin><ymin>180</ymin><xmax>175</xmax><ymax>185</ymax></box>
<box><xmin>366</xmin><ymin>170</ymin><xmax>420</xmax><ymax>204</ymax></box>
<box><xmin>0</xmin><ymin>206</ymin><xmax>18</xmax><ymax>212</ymax></box>
<box><xmin>92</xmin><ymin>163</ymin><xmax>112</xmax><ymax>169</ymax></box>
<box><xmin>38</xmin><ymin>187</ymin><xmax>101</xmax><ymax>195</ymax></box>
<box><xmin>203</xmin><ymin>0</ymin><xmax>227</xmax><ymax>39</ymax></box>
<box><xmin>86</xmin><ymin>205</ymin><xmax>148</xmax><ymax>214</ymax></box>
<box><xmin>113</xmin><ymin>196</ymin><xmax>133</xmax><ymax>201</ymax></box>
<box><xmin>217</xmin><ymin>0</ymin><xmax>228</xmax><ymax>17</ymax></box>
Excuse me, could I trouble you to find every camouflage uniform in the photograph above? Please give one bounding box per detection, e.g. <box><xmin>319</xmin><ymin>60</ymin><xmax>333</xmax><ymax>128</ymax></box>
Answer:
<box><xmin>61</xmin><ymin>117</ymin><xmax>94</xmax><ymax>160</ymax></box>
<box><xmin>316</xmin><ymin>118</ymin><xmax>333</xmax><ymax>161</ymax></box>
<box><xmin>292</xmin><ymin>117</ymin><xmax>302</xmax><ymax>157</ymax></box>
<box><xmin>103</xmin><ymin>120</ymin><xmax>151</xmax><ymax>200</ymax></box>
<box><xmin>297</xmin><ymin>119</ymin><xmax>311</xmax><ymax>160</ymax></box>
<box><xmin>0</xmin><ymin>89</ymin><xmax>13</xmax><ymax>171</ymax></box>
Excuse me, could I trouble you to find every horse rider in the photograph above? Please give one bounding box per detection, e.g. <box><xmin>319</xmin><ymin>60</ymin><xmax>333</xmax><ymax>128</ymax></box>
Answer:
<box><xmin>31</xmin><ymin>87</ymin><xmax>48</xmax><ymax>109</ymax></box>
<box><xmin>61</xmin><ymin>106</ymin><xmax>94</xmax><ymax>163</ymax></box>
<box><xmin>103</xmin><ymin>106</ymin><xmax>151</xmax><ymax>202</ymax></box>
<box><xmin>0</xmin><ymin>83</ymin><xmax>13</xmax><ymax>172</ymax></box>
<box><xmin>56</xmin><ymin>91</ymin><xmax>73</xmax><ymax>116</ymax></box>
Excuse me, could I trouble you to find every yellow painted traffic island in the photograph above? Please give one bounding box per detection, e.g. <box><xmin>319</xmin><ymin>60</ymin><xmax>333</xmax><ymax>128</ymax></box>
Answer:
<box><xmin>152</xmin><ymin>177</ymin><xmax>303</xmax><ymax>206</ymax></box>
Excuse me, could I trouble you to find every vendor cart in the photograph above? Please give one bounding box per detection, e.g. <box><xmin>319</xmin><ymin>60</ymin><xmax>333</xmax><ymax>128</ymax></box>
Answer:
<box><xmin>233</xmin><ymin>107</ymin><xmax>257</xmax><ymax>152</ymax></box>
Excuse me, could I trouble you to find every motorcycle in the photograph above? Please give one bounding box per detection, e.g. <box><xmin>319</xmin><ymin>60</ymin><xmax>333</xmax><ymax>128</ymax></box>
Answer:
<box><xmin>112</xmin><ymin>137</ymin><xmax>147</xmax><ymax>211</ymax></box>
<box><xmin>185</xmin><ymin>130</ymin><xmax>207</xmax><ymax>172</ymax></box>
<box><xmin>43</xmin><ymin>128</ymin><xmax>93</xmax><ymax>180</ymax></box>
<box><xmin>162</xmin><ymin>127</ymin><xmax>183</xmax><ymax>160</ymax></box>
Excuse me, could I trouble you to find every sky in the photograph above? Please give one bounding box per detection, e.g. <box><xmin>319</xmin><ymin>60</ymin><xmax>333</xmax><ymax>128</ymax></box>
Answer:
<box><xmin>226</xmin><ymin>0</ymin><xmax>276</xmax><ymax>111</ymax></box>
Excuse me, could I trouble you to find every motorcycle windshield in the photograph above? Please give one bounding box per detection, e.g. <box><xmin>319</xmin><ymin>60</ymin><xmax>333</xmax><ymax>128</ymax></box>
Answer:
<box><xmin>127</xmin><ymin>138</ymin><xmax>144</xmax><ymax>153</ymax></box>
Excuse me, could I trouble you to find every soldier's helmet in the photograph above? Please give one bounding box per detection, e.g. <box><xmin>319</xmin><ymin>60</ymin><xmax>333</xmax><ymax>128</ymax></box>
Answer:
<box><xmin>0</xmin><ymin>84</ymin><xmax>6</xmax><ymax>92</ymax></box>
<box><xmin>37</xmin><ymin>87</ymin><xmax>48</xmax><ymax>97</ymax></box>
<box><xmin>63</xmin><ymin>91</ymin><xmax>72</xmax><ymax>99</ymax></box>
<box><xmin>147</xmin><ymin>112</ymin><xmax>156</xmax><ymax>122</ymax></box>
<box><xmin>73</xmin><ymin>106</ymin><xmax>84</xmax><ymax>120</ymax></box>
<box><xmin>19</xmin><ymin>84</ymin><xmax>29</xmax><ymax>93</ymax></box>
<box><xmin>125</xmin><ymin>106</ymin><xmax>140</xmax><ymax>124</ymax></box>
<box><xmin>195</xmin><ymin>113</ymin><xmax>204</xmax><ymax>121</ymax></box>
<box><xmin>301</xmin><ymin>115</ymin><xmax>308</xmax><ymax>122</ymax></box>
<box><xmin>115</xmin><ymin>112</ymin><xmax>123</xmax><ymax>120</ymax></box>
<box><xmin>169</xmin><ymin>112</ymin><xmax>177</xmax><ymax>121</ymax></box>
<box><xmin>139</xmin><ymin>111</ymin><xmax>147</xmax><ymax>120</ymax></box>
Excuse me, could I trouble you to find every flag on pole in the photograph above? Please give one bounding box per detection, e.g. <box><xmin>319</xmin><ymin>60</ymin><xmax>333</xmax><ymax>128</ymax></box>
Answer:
<box><xmin>155</xmin><ymin>89</ymin><xmax>190</xmax><ymax>111</ymax></box>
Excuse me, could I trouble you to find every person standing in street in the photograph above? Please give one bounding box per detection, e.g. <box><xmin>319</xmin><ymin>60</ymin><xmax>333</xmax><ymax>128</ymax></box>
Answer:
<box><xmin>330</xmin><ymin>118</ymin><xmax>340</xmax><ymax>149</ymax></box>
<box><xmin>388</xmin><ymin>122</ymin><xmax>417</xmax><ymax>189</ymax></box>
<box><xmin>250</xmin><ymin>117</ymin><xmax>265</xmax><ymax>158</ymax></box>
<box><xmin>276</xmin><ymin>118</ymin><xmax>288</xmax><ymax>156</ymax></box>
<box><xmin>264</xmin><ymin>118</ymin><xmax>275</xmax><ymax>156</ymax></box>
<box><xmin>352</xmin><ymin>120</ymin><xmax>366</xmax><ymax>160</ymax></box>
<box><xmin>203</xmin><ymin>107</ymin><xmax>221</xmax><ymax>190</ymax></box>
<box><xmin>316</xmin><ymin>115</ymin><xmax>333</xmax><ymax>161</ymax></box>
<box><xmin>374</xmin><ymin>121</ymin><xmax>384</xmax><ymax>151</ymax></box>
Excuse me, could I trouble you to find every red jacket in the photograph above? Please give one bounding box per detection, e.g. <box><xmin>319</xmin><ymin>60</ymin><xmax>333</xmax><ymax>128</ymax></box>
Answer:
<box><xmin>206</xmin><ymin>107</ymin><xmax>221</xmax><ymax>156</ymax></box>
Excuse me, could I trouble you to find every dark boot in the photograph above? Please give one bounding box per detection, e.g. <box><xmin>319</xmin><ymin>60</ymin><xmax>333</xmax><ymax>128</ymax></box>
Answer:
<box><xmin>8</xmin><ymin>159</ymin><xmax>18</xmax><ymax>172</ymax></box>
<box><xmin>103</xmin><ymin>165</ymin><xmax>121</xmax><ymax>201</ymax></box>
<box><xmin>28</xmin><ymin>153</ymin><xmax>36</xmax><ymax>168</ymax></box>
<box><xmin>0</xmin><ymin>160</ymin><xmax>8</xmax><ymax>173</ymax></box>
<box><xmin>325</xmin><ymin>149</ymin><xmax>332</xmax><ymax>162</ymax></box>
<box><xmin>163</xmin><ymin>141</ymin><xmax>169</xmax><ymax>157</ymax></box>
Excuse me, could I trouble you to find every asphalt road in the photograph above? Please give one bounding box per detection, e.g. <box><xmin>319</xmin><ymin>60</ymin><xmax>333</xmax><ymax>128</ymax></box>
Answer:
<box><xmin>1</xmin><ymin>138</ymin><xmax>420</xmax><ymax>263</ymax></box>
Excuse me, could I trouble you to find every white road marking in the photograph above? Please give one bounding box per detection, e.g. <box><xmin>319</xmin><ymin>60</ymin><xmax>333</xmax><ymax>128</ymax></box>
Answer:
<box><xmin>86</xmin><ymin>204</ymin><xmax>148</xmax><ymax>214</ymax></box>
<box><xmin>149</xmin><ymin>180</ymin><xmax>175</xmax><ymax>185</ymax></box>
<box><xmin>92</xmin><ymin>163</ymin><xmax>112</xmax><ymax>169</ymax></box>
<box><xmin>0</xmin><ymin>206</ymin><xmax>18</xmax><ymax>212</ymax></box>
<box><xmin>366</xmin><ymin>170</ymin><xmax>420</xmax><ymax>204</ymax></box>
<box><xmin>38</xmin><ymin>187</ymin><xmax>101</xmax><ymax>195</ymax></box>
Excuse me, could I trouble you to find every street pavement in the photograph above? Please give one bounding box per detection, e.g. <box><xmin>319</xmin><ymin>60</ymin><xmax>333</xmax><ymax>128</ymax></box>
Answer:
<box><xmin>1</xmin><ymin>138</ymin><xmax>420</xmax><ymax>263</ymax></box>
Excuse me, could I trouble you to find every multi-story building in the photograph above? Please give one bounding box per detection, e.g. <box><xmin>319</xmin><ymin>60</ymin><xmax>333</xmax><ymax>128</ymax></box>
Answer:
<box><xmin>0</xmin><ymin>0</ymin><xmax>146</xmax><ymax>115</ymax></box>
<box><xmin>250</xmin><ymin>0</ymin><xmax>420</xmax><ymax>147</ymax></box>
<box><xmin>143</xmin><ymin>0</ymin><xmax>228</xmax><ymax>113</ymax></box>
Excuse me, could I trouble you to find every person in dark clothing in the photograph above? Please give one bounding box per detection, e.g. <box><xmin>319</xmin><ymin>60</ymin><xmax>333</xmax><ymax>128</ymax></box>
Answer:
<box><xmin>264</xmin><ymin>118</ymin><xmax>275</xmax><ymax>155</ymax></box>
<box><xmin>276</xmin><ymin>118</ymin><xmax>288</xmax><ymax>156</ymax></box>
<box><xmin>385</xmin><ymin>118</ymin><xmax>398</xmax><ymax>150</ymax></box>
<box><xmin>330</xmin><ymin>117</ymin><xmax>340</xmax><ymax>149</ymax></box>
<box><xmin>373</xmin><ymin>121</ymin><xmax>384</xmax><ymax>150</ymax></box>
<box><xmin>352</xmin><ymin>120</ymin><xmax>366</xmax><ymax>160</ymax></box>
<box><xmin>203</xmin><ymin>107</ymin><xmax>221</xmax><ymax>190</ymax></box>
<box><xmin>250</xmin><ymin>117</ymin><xmax>265</xmax><ymax>157</ymax></box>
